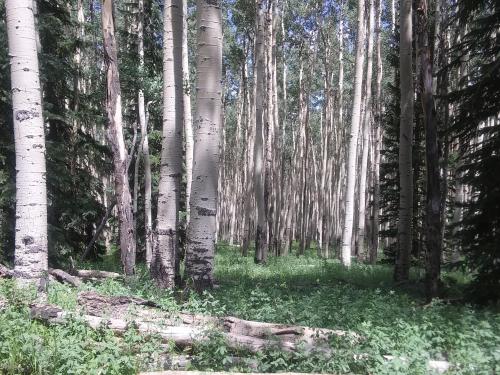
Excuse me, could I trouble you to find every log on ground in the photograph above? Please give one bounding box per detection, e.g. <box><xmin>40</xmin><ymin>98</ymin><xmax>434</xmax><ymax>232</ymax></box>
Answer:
<box><xmin>32</xmin><ymin>291</ymin><xmax>353</xmax><ymax>355</ymax></box>
<box><xmin>28</xmin><ymin>294</ymin><xmax>451</xmax><ymax>374</ymax></box>
<box><xmin>73</xmin><ymin>269</ymin><xmax>121</xmax><ymax>281</ymax></box>
<box><xmin>49</xmin><ymin>268</ymin><xmax>83</xmax><ymax>287</ymax></box>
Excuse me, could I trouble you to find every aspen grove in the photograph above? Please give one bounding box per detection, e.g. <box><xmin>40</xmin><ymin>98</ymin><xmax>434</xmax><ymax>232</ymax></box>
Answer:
<box><xmin>0</xmin><ymin>0</ymin><xmax>499</xmax><ymax>373</ymax></box>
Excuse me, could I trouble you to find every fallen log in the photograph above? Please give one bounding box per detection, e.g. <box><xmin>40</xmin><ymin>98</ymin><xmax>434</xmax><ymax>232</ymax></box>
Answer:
<box><xmin>48</xmin><ymin>268</ymin><xmax>82</xmax><ymax>287</ymax></box>
<box><xmin>73</xmin><ymin>269</ymin><xmax>121</xmax><ymax>281</ymax></box>
<box><xmin>75</xmin><ymin>292</ymin><xmax>352</xmax><ymax>354</ymax></box>
<box><xmin>29</xmin><ymin>292</ymin><xmax>451</xmax><ymax>374</ymax></box>
<box><xmin>31</xmin><ymin>292</ymin><xmax>350</xmax><ymax>355</ymax></box>
<box><xmin>30</xmin><ymin>303</ymin><xmax>206</xmax><ymax>346</ymax></box>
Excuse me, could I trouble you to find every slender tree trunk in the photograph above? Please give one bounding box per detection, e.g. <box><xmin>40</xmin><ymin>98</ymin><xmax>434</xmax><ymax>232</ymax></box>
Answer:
<box><xmin>182</xmin><ymin>0</ymin><xmax>194</xmax><ymax>224</ymax></box>
<box><xmin>133</xmin><ymin>122</ymin><xmax>141</xmax><ymax>243</ymax></box>
<box><xmin>338</xmin><ymin>2</ymin><xmax>344</xmax><ymax>129</ymax></box>
<box><xmin>6</xmin><ymin>0</ymin><xmax>48</xmax><ymax>289</ymax></box>
<box><xmin>370</xmin><ymin>0</ymin><xmax>382</xmax><ymax>264</ymax></box>
<box><xmin>340</xmin><ymin>0</ymin><xmax>366</xmax><ymax>267</ymax></box>
<box><xmin>254</xmin><ymin>0</ymin><xmax>268</xmax><ymax>264</ymax></box>
<box><xmin>102</xmin><ymin>0</ymin><xmax>136</xmax><ymax>276</ymax></box>
<box><xmin>319</xmin><ymin>66</ymin><xmax>330</xmax><ymax>256</ymax></box>
<box><xmin>264</xmin><ymin>1</ymin><xmax>275</xmax><ymax>256</ymax></box>
<box><xmin>137</xmin><ymin>0</ymin><xmax>153</xmax><ymax>268</ymax></box>
<box><xmin>391</xmin><ymin>0</ymin><xmax>396</xmax><ymax>34</ymax></box>
<box><xmin>394</xmin><ymin>0</ymin><xmax>413</xmax><ymax>282</ymax></box>
<box><xmin>185</xmin><ymin>0</ymin><xmax>222</xmax><ymax>290</ymax></box>
<box><xmin>357</xmin><ymin>0</ymin><xmax>375</xmax><ymax>259</ymax></box>
<box><xmin>154</xmin><ymin>0</ymin><xmax>184</xmax><ymax>288</ymax></box>
<box><xmin>417</xmin><ymin>0</ymin><xmax>442</xmax><ymax>301</ymax></box>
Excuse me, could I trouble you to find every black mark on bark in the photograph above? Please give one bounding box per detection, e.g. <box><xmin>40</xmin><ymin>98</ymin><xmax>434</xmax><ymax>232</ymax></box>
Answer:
<box><xmin>22</xmin><ymin>236</ymin><xmax>34</xmax><ymax>246</ymax></box>
<box><xmin>196</xmin><ymin>206</ymin><xmax>216</xmax><ymax>216</ymax></box>
<box><xmin>15</xmin><ymin>110</ymin><xmax>39</xmax><ymax>122</ymax></box>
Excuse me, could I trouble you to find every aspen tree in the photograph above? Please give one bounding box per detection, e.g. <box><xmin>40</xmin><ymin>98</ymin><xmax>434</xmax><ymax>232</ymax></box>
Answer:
<box><xmin>264</xmin><ymin>1</ymin><xmax>275</xmax><ymax>256</ymax></box>
<box><xmin>357</xmin><ymin>0</ymin><xmax>375</xmax><ymax>258</ymax></box>
<box><xmin>183</xmin><ymin>0</ymin><xmax>194</xmax><ymax>223</ymax></box>
<box><xmin>154</xmin><ymin>0</ymin><xmax>184</xmax><ymax>288</ymax></box>
<box><xmin>6</xmin><ymin>0</ymin><xmax>48</xmax><ymax>287</ymax></box>
<box><xmin>102</xmin><ymin>0</ymin><xmax>136</xmax><ymax>276</ymax></box>
<box><xmin>254</xmin><ymin>0</ymin><xmax>267</xmax><ymax>264</ymax></box>
<box><xmin>340</xmin><ymin>0</ymin><xmax>366</xmax><ymax>267</ymax></box>
<box><xmin>185</xmin><ymin>0</ymin><xmax>222</xmax><ymax>290</ymax></box>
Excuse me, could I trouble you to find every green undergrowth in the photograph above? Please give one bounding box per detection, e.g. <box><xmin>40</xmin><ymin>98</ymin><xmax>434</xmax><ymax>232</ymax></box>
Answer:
<box><xmin>0</xmin><ymin>244</ymin><xmax>499</xmax><ymax>374</ymax></box>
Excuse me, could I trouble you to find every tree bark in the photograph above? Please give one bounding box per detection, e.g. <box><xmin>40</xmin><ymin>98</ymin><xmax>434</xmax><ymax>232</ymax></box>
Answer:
<box><xmin>102</xmin><ymin>0</ymin><xmax>136</xmax><ymax>276</ymax></box>
<box><xmin>182</xmin><ymin>0</ymin><xmax>194</xmax><ymax>224</ymax></box>
<box><xmin>254</xmin><ymin>0</ymin><xmax>268</xmax><ymax>264</ymax></box>
<box><xmin>370</xmin><ymin>0</ymin><xmax>382</xmax><ymax>264</ymax></box>
<box><xmin>340</xmin><ymin>0</ymin><xmax>366</xmax><ymax>267</ymax></box>
<box><xmin>137</xmin><ymin>0</ymin><xmax>153</xmax><ymax>269</ymax></box>
<box><xmin>357</xmin><ymin>0</ymin><xmax>375</xmax><ymax>259</ymax></box>
<box><xmin>417</xmin><ymin>0</ymin><xmax>442</xmax><ymax>301</ymax></box>
<box><xmin>6</xmin><ymin>0</ymin><xmax>49</xmax><ymax>289</ymax></box>
<box><xmin>154</xmin><ymin>0</ymin><xmax>184</xmax><ymax>289</ymax></box>
<box><xmin>185</xmin><ymin>0</ymin><xmax>222</xmax><ymax>291</ymax></box>
<box><xmin>395</xmin><ymin>0</ymin><xmax>414</xmax><ymax>283</ymax></box>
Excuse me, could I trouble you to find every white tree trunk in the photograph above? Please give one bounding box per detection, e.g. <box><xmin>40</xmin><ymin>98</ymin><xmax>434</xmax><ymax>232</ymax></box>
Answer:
<box><xmin>357</xmin><ymin>0</ymin><xmax>375</xmax><ymax>258</ymax></box>
<box><xmin>154</xmin><ymin>0</ymin><xmax>184</xmax><ymax>288</ymax></box>
<box><xmin>6</xmin><ymin>0</ymin><xmax>48</xmax><ymax>288</ymax></box>
<box><xmin>340</xmin><ymin>0</ymin><xmax>366</xmax><ymax>267</ymax></box>
<box><xmin>185</xmin><ymin>0</ymin><xmax>222</xmax><ymax>291</ymax></box>
<box><xmin>254</xmin><ymin>0</ymin><xmax>267</xmax><ymax>264</ymax></box>
<box><xmin>182</xmin><ymin>0</ymin><xmax>194</xmax><ymax>224</ymax></box>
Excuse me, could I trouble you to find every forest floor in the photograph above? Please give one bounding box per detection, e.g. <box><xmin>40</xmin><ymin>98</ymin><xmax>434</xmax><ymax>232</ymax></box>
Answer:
<box><xmin>0</xmin><ymin>244</ymin><xmax>499</xmax><ymax>374</ymax></box>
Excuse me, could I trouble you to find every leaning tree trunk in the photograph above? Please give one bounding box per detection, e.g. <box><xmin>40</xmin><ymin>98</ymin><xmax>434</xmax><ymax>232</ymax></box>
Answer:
<box><xmin>254</xmin><ymin>0</ymin><xmax>268</xmax><ymax>264</ymax></box>
<box><xmin>154</xmin><ymin>0</ymin><xmax>184</xmax><ymax>289</ymax></box>
<box><xmin>184</xmin><ymin>0</ymin><xmax>222</xmax><ymax>291</ymax></box>
<box><xmin>340</xmin><ymin>0</ymin><xmax>366</xmax><ymax>267</ymax></box>
<box><xmin>394</xmin><ymin>0</ymin><xmax>414</xmax><ymax>283</ymax></box>
<box><xmin>102</xmin><ymin>0</ymin><xmax>136</xmax><ymax>276</ymax></box>
<box><xmin>417</xmin><ymin>0</ymin><xmax>442</xmax><ymax>301</ymax></box>
<box><xmin>6</xmin><ymin>0</ymin><xmax>48</xmax><ymax>289</ymax></box>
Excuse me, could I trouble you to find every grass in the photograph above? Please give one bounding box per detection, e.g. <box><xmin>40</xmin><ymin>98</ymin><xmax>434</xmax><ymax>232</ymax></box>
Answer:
<box><xmin>0</xmin><ymin>244</ymin><xmax>499</xmax><ymax>374</ymax></box>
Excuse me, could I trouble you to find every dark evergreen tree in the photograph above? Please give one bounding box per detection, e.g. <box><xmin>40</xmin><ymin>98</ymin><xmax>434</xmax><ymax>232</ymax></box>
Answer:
<box><xmin>448</xmin><ymin>0</ymin><xmax>500</xmax><ymax>303</ymax></box>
